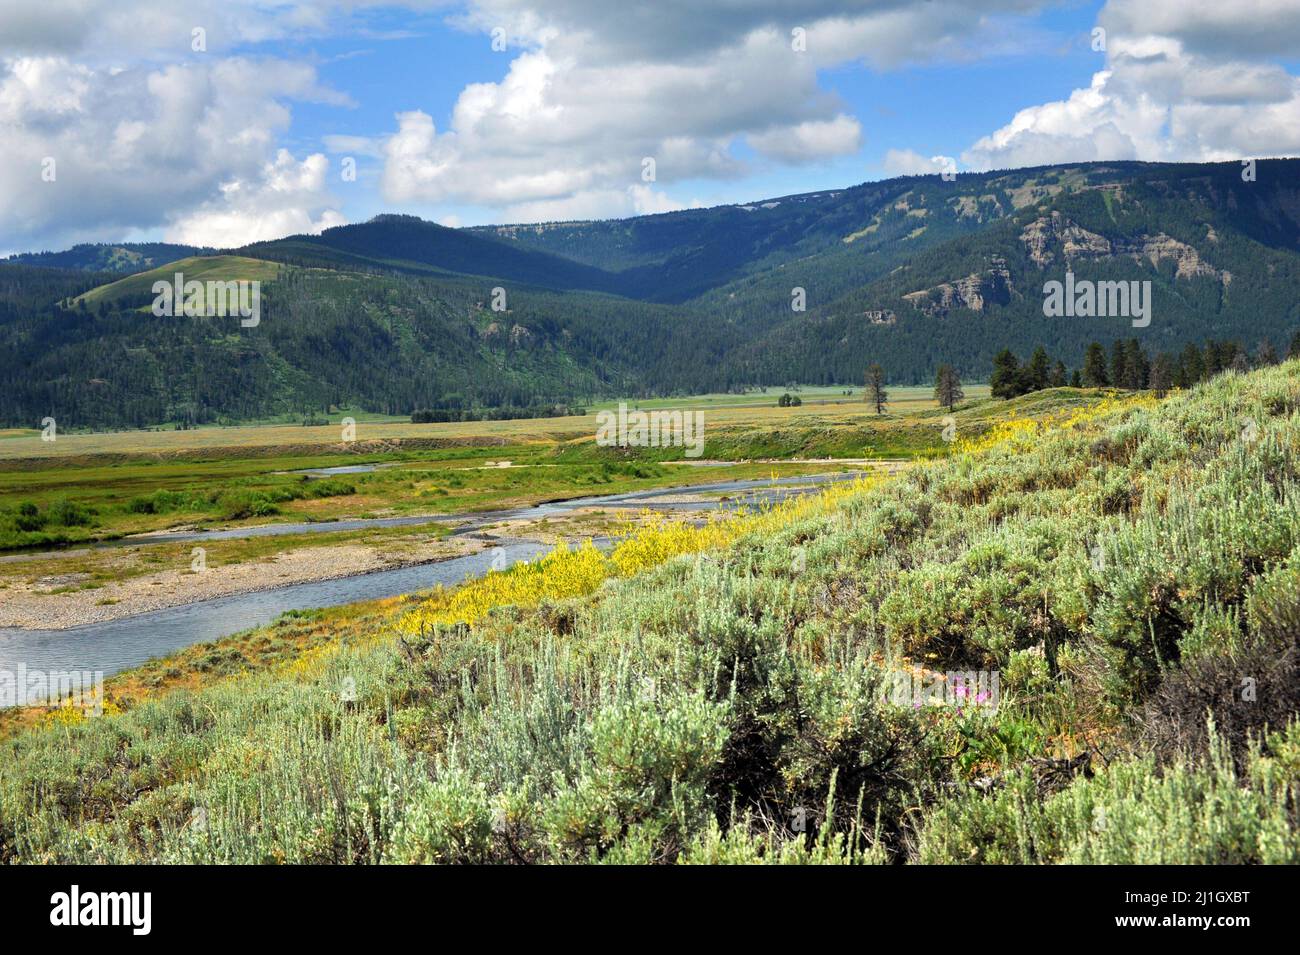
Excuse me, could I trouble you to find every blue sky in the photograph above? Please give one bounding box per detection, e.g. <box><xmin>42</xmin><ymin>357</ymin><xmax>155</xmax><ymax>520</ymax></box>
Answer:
<box><xmin>2</xmin><ymin>0</ymin><xmax>1299</xmax><ymax>253</ymax></box>
<box><xmin>287</xmin><ymin>2</ymin><xmax>1108</xmax><ymax>226</ymax></box>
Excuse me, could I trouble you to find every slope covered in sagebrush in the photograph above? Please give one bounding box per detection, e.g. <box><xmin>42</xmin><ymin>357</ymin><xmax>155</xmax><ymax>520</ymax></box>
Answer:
<box><xmin>3</xmin><ymin>363</ymin><xmax>1298</xmax><ymax>863</ymax></box>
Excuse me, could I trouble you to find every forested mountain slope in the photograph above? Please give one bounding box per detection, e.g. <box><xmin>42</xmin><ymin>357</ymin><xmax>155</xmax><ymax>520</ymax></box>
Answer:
<box><xmin>3</xmin><ymin>159</ymin><xmax>1299</xmax><ymax>427</ymax></box>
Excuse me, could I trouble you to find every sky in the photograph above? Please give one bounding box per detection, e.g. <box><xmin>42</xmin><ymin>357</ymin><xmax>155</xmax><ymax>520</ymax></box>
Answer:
<box><xmin>3</xmin><ymin>0</ymin><xmax>1300</xmax><ymax>255</ymax></box>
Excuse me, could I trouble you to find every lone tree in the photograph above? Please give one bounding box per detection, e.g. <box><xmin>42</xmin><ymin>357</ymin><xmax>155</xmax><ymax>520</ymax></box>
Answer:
<box><xmin>866</xmin><ymin>363</ymin><xmax>888</xmax><ymax>415</ymax></box>
<box><xmin>934</xmin><ymin>363</ymin><xmax>964</xmax><ymax>411</ymax></box>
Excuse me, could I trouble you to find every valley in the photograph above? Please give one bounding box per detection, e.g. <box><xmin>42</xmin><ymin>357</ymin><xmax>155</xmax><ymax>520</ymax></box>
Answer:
<box><xmin>0</xmin><ymin>384</ymin><xmax>992</xmax><ymax>632</ymax></box>
<box><xmin>2</xmin><ymin>359</ymin><xmax>1296</xmax><ymax>864</ymax></box>
<box><xmin>2</xmin><ymin>158</ymin><xmax>1298</xmax><ymax>870</ymax></box>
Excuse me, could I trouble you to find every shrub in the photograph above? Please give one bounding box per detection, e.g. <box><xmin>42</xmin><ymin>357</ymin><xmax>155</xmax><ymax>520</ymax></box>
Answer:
<box><xmin>1136</xmin><ymin>563</ymin><xmax>1300</xmax><ymax>769</ymax></box>
<box><xmin>917</xmin><ymin>724</ymin><xmax>1300</xmax><ymax>864</ymax></box>
<box><xmin>387</xmin><ymin>769</ymin><xmax>495</xmax><ymax>864</ymax></box>
<box><xmin>541</xmin><ymin>692</ymin><xmax>730</xmax><ymax>862</ymax></box>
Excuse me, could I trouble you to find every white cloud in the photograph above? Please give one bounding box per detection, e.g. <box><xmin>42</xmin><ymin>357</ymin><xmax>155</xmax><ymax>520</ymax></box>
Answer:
<box><xmin>958</xmin><ymin>1</ymin><xmax>1300</xmax><ymax>171</ymax></box>
<box><xmin>1099</xmin><ymin>0</ymin><xmax>1300</xmax><ymax>59</ymax></box>
<box><xmin>498</xmin><ymin>183</ymin><xmax>695</xmax><ymax>224</ymax></box>
<box><xmin>748</xmin><ymin>115</ymin><xmax>862</xmax><ymax>163</ymax></box>
<box><xmin>379</xmin><ymin>0</ymin><xmax>1055</xmax><ymax>222</ymax></box>
<box><xmin>165</xmin><ymin>150</ymin><xmax>345</xmax><ymax>247</ymax></box>
<box><xmin>881</xmin><ymin>149</ymin><xmax>958</xmax><ymax>176</ymax></box>
<box><xmin>0</xmin><ymin>54</ymin><xmax>347</xmax><ymax>250</ymax></box>
<box><xmin>15</xmin><ymin>0</ymin><xmax>1298</xmax><ymax>249</ymax></box>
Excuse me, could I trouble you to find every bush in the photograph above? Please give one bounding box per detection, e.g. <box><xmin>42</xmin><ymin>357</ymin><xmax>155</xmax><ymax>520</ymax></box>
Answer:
<box><xmin>387</xmin><ymin>770</ymin><xmax>496</xmax><ymax>864</ymax></box>
<box><xmin>917</xmin><ymin>723</ymin><xmax>1300</xmax><ymax>864</ymax></box>
<box><xmin>541</xmin><ymin>692</ymin><xmax>730</xmax><ymax>862</ymax></box>
<box><xmin>1136</xmin><ymin>563</ymin><xmax>1300</xmax><ymax>769</ymax></box>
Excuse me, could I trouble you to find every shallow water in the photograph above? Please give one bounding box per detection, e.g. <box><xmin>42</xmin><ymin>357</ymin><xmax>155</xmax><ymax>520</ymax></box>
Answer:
<box><xmin>286</xmin><ymin>463</ymin><xmax>385</xmax><ymax>477</ymax></box>
<box><xmin>0</xmin><ymin>472</ymin><xmax>866</xmax><ymax>701</ymax></box>
<box><xmin>0</xmin><ymin>540</ymin><xmax>554</xmax><ymax>703</ymax></box>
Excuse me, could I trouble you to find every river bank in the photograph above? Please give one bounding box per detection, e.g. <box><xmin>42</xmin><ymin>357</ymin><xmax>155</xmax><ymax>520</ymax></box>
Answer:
<box><xmin>0</xmin><ymin>498</ymin><xmax>718</xmax><ymax>631</ymax></box>
<box><xmin>0</xmin><ymin>534</ymin><xmax>485</xmax><ymax>630</ymax></box>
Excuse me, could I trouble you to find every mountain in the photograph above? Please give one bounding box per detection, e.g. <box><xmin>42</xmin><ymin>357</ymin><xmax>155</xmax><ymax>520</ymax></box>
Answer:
<box><xmin>0</xmin><ymin>259</ymin><xmax>736</xmax><ymax>429</ymax></box>
<box><xmin>728</xmin><ymin>161</ymin><xmax>1300</xmax><ymax>384</ymax></box>
<box><xmin>238</xmin><ymin>215</ymin><xmax>626</xmax><ymax>294</ymax></box>
<box><xmin>3</xmin><ymin>242</ymin><xmax>211</xmax><ymax>273</ymax></box>
<box><xmin>2</xmin><ymin>159</ymin><xmax>1299</xmax><ymax>428</ymax></box>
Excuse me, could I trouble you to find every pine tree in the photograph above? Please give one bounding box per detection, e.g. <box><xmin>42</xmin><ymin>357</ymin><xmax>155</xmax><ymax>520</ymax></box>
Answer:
<box><xmin>1149</xmin><ymin>352</ymin><xmax>1174</xmax><ymax>398</ymax></box>
<box><xmin>1082</xmin><ymin>342</ymin><xmax>1110</xmax><ymax>387</ymax></box>
<box><xmin>1122</xmin><ymin>339</ymin><xmax>1149</xmax><ymax>389</ymax></box>
<box><xmin>1179</xmin><ymin>342</ymin><xmax>1205</xmax><ymax>386</ymax></box>
<box><xmin>1025</xmin><ymin>345</ymin><xmax>1051</xmax><ymax>392</ymax></box>
<box><xmin>934</xmin><ymin>364</ymin><xmax>964</xmax><ymax>411</ymax></box>
<box><xmin>1110</xmin><ymin>340</ymin><xmax>1129</xmax><ymax>390</ymax></box>
<box><xmin>1050</xmin><ymin>360</ymin><xmax>1067</xmax><ymax>388</ymax></box>
<box><xmin>990</xmin><ymin>349</ymin><xmax>1022</xmax><ymax>399</ymax></box>
<box><xmin>1205</xmin><ymin>340</ymin><xmax>1229</xmax><ymax>377</ymax></box>
<box><xmin>866</xmin><ymin>363</ymin><xmax>888</xmax><ymax>415</ymax></box>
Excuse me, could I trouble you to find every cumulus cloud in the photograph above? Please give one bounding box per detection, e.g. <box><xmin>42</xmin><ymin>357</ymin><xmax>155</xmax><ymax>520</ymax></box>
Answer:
<box><xmin>1098</xmin><ymin>0</ymin><xmax>1300</xmax><ymax>59</ymax></box>
<box><xmin>881</xmin><ymin>149</ymin><xmax>958</xmax><ymax>176</ymax></box>
<box><xmin>378</xmin><ymin>0</ymin><xmax>1052</xmax><ymax>221</ymax></box>
<box><xmin>14</xmin><ymin>0</ymin><xmax>1298</xmax><ymax>249</ymax></box>
<box><xmin>958</xmin><ymin>1</ymin><xmax>1300</xmax><ymax>170</ymax></box>
<box><xmin>165</xmin><ymin>150</ymin><xmax>345</xmax><ymax>247</ymax></box>
<box><xmin>748</xmin><ymin>115</ymin><xmax>862</xmax><ymax>163</ymax></box>
<box><xmin>0</xmin><ymin>53</ymin><xmax>347</xmax><ymax>250</ymax></box>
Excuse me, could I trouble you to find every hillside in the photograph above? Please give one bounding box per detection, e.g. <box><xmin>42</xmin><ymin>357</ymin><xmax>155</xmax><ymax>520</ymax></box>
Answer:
<box><xmin>732</xmin><ymin>161</ymin><xmax>1300</xmax><ymax>384</ymax></box>
<box><xmin>3</xmin><ymin>159</ymin><xmax>1300</xmax><ymax>427</ymax></box>
<box><xmin>238</xmin><ymin>215</ymin><xmax>626</xmax><ymax>294</ymax></box>
<box><xmin>3</xmin><ymin>242</ymin><xmax>211</xmax><ymax>273</ymax></box>
<box><xmin>3</xmin><ymin>361</ymin><xmax>1296</xmax><ymax>863</ymax></box>
<box><xmin>0</xmin><ymin>263</ymin><xmax>736</xmax><ymax>429</ymax></box>
<box><xmin>72</xmin><ymin>255</ymin><xmax>285</xmax><ymax>308</ymax></box>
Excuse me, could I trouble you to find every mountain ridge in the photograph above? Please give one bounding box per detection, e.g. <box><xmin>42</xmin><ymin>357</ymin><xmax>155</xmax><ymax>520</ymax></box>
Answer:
<box><xmin>4</xmin><ymin>159</ymin><xmax>1300</xmax><ymax>428</ymax></box>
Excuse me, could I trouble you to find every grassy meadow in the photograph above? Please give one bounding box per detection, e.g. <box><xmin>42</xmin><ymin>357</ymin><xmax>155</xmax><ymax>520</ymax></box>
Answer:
<box><xmin>70</xmin><ymin>255</ymin><xmax>285</xmax><ymax>308</ymax></box>
<box><xmin>0</xmin><ymin>385</ymin><xmax>996</xmax><ymax>552</ymax></box>
<box><xmin>2</xmin><ymin>364</ymin><xmax>1297</xmax><ymax>863</ymax></box>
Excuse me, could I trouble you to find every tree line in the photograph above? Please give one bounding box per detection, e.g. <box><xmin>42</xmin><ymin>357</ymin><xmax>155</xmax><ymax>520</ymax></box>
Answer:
<box><xmin>859</xmin><ymin>329</ymin><xmax>1300</xmax><ymax>413</ymax></box>
<box><xmin>990</xmin><ymin>331</ymin><xmax>1300</xmax><ymax>399</ymax></box>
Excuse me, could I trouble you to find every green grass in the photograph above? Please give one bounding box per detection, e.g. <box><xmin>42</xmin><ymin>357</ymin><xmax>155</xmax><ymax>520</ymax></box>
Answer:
<box><xmin>0</xmin><ymin>385</ymin><xmax>1026</xmax><ymax>551</ymax></box>
<box><xmin>71</xmin><ymin>255</ymin><xmax>284</xmax><ymax>308</ymax></box>
<box><xmin>2</xmin><ymin>363</ymin><xmax>1297</xmax><ymax>863</ymax></box>
<box><xmin>0</xmin><ymin>442</ymin><xmax>846</xmax><ymax>551</ymax></box>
